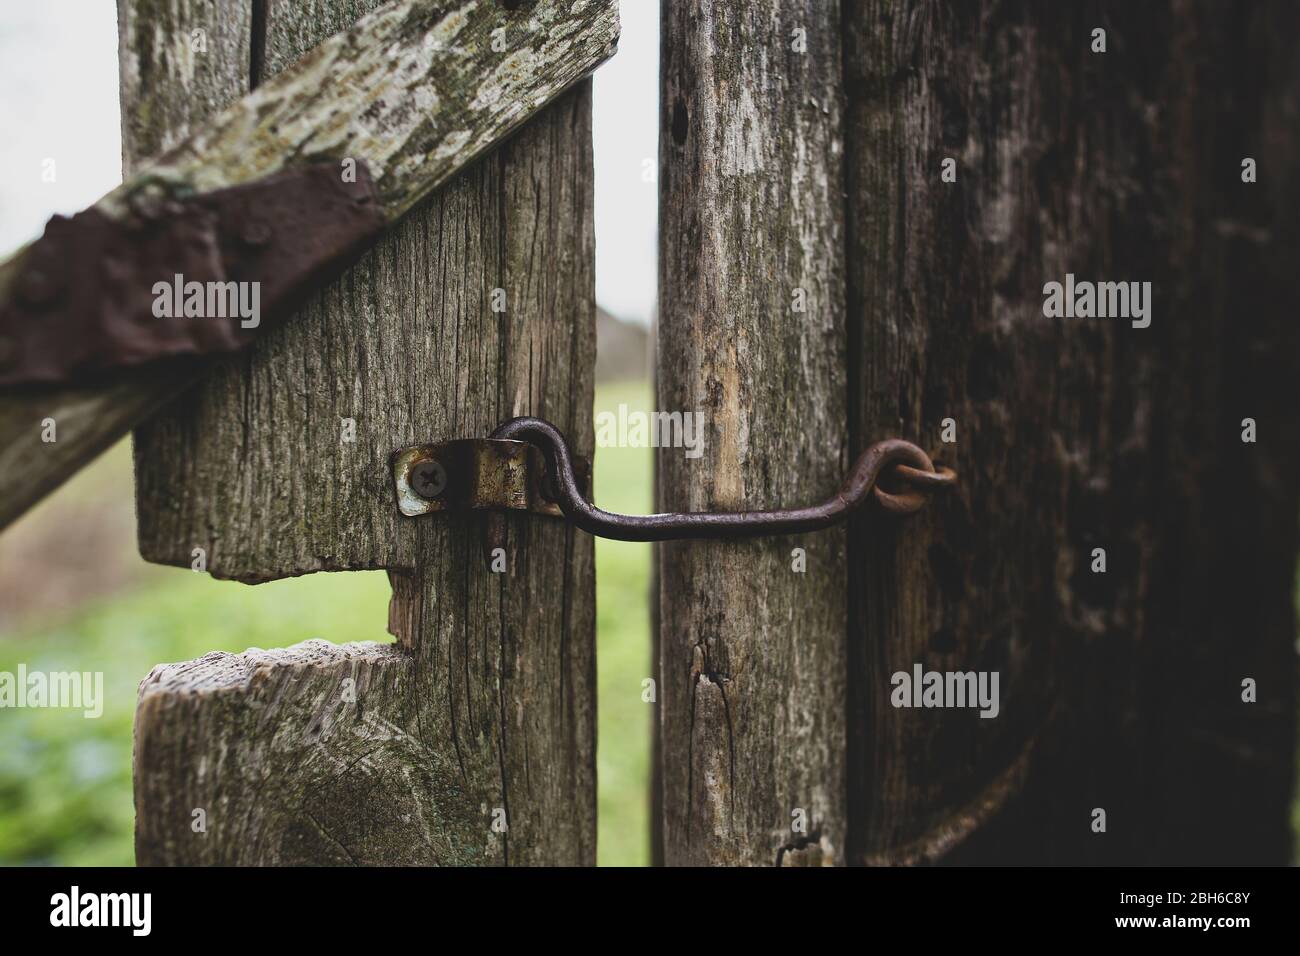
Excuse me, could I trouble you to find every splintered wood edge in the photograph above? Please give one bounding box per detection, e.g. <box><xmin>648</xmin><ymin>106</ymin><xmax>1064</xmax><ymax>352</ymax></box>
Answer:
<box><xmin>137</xmin><ymin>638</ymin><xmax>402</xmax><ymax>698</ymax></box>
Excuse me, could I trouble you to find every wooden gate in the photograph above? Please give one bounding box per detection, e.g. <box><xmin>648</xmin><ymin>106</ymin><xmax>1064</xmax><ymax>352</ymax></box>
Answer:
<box><xmin>655</xmin><ymin>0</ymin><xmax>1299</xmax><ymax>866</ymax></box>
<box><xmin>41</xmin><ymin>0</ymin><xmax>1292</xmax><ymax>866</ymax></box>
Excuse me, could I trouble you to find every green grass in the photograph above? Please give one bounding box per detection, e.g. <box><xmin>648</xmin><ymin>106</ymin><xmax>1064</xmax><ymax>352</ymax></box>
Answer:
<box><xmin>592</xmin><ymin>379</ymin><xmax>655</xmax><ymax>867</ymax></box>
<box><xmin>0</xmin><ymin>381</ymin><xmax>654</xmax><ymax>866</ymax></box>
<box><xmin>0</xmin><ymin>570</ymin><xmax>393</xmax><ymax>865</ymax></box>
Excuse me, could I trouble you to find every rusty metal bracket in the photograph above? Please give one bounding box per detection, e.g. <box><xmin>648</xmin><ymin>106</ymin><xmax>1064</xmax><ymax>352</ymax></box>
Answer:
<box><xmin>393</xmin><ymin>417</ymin><xmax>956</xmax><ymax>558</ymax></box>
<box><xmin>392</xmin><ymin>438</ymin><xmax>593</xmax><ymax>519</ymax></box>
<box><xmin>0</xmin><ymin>162</ymin><xmax>385</xmax><ymax>387</ymax></box>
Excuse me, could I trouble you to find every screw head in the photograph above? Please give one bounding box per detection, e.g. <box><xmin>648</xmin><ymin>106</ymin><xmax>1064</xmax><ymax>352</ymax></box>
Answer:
<box><xmin>411</xmin><ymin>460</ymin><xmax>447</xmax><ymax>500</ymax></box>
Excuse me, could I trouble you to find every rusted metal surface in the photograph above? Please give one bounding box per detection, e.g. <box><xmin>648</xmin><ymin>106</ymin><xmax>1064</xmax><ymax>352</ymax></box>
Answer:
<box><xmin>0</xmin><ymin>162</ymin><xmax>384</xmax><ymax>387</ymax></box>
<box><xmin>394</xmin><ymin>416</ymin><xmax>955</xmax><ymax>545</ymax></box>
<box><xmin>392</xmin><ymin>437</ymin><xmax>592</xmax><ymax>519</ymax></box>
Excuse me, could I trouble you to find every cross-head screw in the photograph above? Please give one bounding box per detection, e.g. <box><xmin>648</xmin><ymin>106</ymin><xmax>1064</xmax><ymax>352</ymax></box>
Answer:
<box><xmin>411</xmin><ymin>459</ymin><xmax>448</xmax><ymax>499</ymax></box>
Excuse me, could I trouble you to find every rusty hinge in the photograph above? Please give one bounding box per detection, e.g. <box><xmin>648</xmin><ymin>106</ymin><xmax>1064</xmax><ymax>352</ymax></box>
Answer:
<box><xmin>0</xmin><ymin>162</ymin><xmax>385</xmax><ymax>387</ymax></box>
<box><xmin>392</xmin><ymin>416</ymin><xmax>956</xmax><ymax>559</ymax></box>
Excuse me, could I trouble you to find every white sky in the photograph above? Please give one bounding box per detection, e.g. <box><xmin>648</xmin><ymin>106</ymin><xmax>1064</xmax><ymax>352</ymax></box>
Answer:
<box><xmin>593</xmin><ymin>0</ymin><xmax>659</xmax><ymax>325</ymax></box>
<box><xmin>0</xmin><ymin>0</ymin><xmax>659</xmax><ymax>326</ymax></box>
<box><xmin>0</xmin><ymin>2</ymin><xmax>123</xmax><ymax>256</ymax></box>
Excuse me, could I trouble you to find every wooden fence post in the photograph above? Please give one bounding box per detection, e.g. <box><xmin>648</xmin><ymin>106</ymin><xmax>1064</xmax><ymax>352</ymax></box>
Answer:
<box><xmin>841</xmin><ymin>0</ymin><xmax>1298</xmax><ymax>867</ymax></box>
<box><xmin>125</xmin><ymin>0</ymin><xmax>609</xmax><ymax>865</ymax></box>
<box><xmin>657</xmin><ymin>0</ymin><xmax>848</xmax><ymax>866</ymax></box>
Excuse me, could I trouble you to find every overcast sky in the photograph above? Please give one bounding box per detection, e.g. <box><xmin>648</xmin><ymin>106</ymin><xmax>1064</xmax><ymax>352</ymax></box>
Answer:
<box><xmin>0</xmin><ymin>0</ymin><xmax>659</xmax><ymax>325</ymax></box>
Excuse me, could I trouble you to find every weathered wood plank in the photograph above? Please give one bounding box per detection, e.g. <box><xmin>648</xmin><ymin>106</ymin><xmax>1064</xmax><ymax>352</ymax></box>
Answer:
<box><xmin>842</xmin><ymin>0</ymin><xmax>1044</xmax><ymax>864</ymax></box>
<box><xmin>657</xmin><ymin>0</ymin><xmax>847</xmax><ymax>865</ymax></box>
<box><xmin>0</xmin><ymin>0</ymin><xmax>617</xmax><ymax>532</ymax></box>
<box><xmin>130</xmin><ymin>0</ymin><xmax>598</xmax><ymax>865</ymax></box>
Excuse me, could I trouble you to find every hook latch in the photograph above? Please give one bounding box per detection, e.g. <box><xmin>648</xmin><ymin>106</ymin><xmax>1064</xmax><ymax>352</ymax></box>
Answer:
<box><xmin>392</xmin><ymin>416</ymin><xmax>955</xmax><ymax>549</ymax></box>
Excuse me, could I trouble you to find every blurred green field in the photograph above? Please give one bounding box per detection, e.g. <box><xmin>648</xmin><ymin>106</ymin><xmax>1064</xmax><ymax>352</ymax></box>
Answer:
<box><xmin>589</xmin><ymin>379</ymin><xmax>654</xmax><ymax>867</ymax></box>
<box><xmin>0</xmin><ymin>380</ymin><xmax>654</xmax><ymax>866</ymax></box>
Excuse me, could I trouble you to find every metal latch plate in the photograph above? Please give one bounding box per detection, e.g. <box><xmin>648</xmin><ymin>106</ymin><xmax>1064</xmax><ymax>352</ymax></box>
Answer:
<box><xmin>392</xmin><ymin>438</ymin><xmax>591</xmax><ymax>518</ymax></box>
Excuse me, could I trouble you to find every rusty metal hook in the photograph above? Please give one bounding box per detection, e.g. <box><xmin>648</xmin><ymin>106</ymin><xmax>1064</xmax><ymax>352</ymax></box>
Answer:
<box><xmin>480</xmin><ymin>416</ymin><xmax>955</xmax><ymax>555</ymax></box>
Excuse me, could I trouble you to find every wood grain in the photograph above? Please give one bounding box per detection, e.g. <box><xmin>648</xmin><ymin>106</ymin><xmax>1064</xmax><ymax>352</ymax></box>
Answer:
<box><xmin>117</xmin><ymin>0</ymin><xmax>256</xmax><ymax>171</ymax></box>
<box><xmin>653</xmin><ymin>0</ymin><xmax>1297</xmax><ymax>868</ymax></box>
<box><xmin>844</xmin><ymin>0</ymin><xmax>1299</xmax><ymax>865</ymax></box>
<box><xmin>657</xmin><ymin>0</ymin><xmax>847</xmax><ymax>866</ymax></box>
<box><xmin>129</xmin><ymin>0</ymin><xmax>597</xmax><ymax>865</ymax></box>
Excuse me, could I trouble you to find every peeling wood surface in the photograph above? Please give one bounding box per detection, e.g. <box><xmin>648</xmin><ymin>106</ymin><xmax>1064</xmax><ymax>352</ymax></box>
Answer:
<box><xmin>130</xmin><ymin>0</ymin><xmax>597</xmax><ymax>865</ymax></box>
<box><xmin>844</xmin><ymin>1</ymin><xmax>1298</xmax><ymax>865</ymax></box>
<box><xmin>657</xmin><ymin>0</ymin><xmax>847</xmax><ymax>866</ymax></box>
<box><xmin>0</xmin><ymin>0</ymin><xmax>616</xmax><ymax>531</ymax></box>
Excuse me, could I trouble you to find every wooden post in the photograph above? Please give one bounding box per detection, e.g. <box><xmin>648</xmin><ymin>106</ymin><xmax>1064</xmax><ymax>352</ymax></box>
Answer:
<box><xmin>657</xmin><ymin>0</ymin><xmax>848</xmax><ymax>865</ymax></box>
<box><xmin>126</xmin><ymin>0</ymin><xmax>605</xmax><ymax>865</ymax></box>
<box><xmin>842</xmin><ymin>1</ymin><xmax>1298</xmax><ymax>864</ymax></box>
